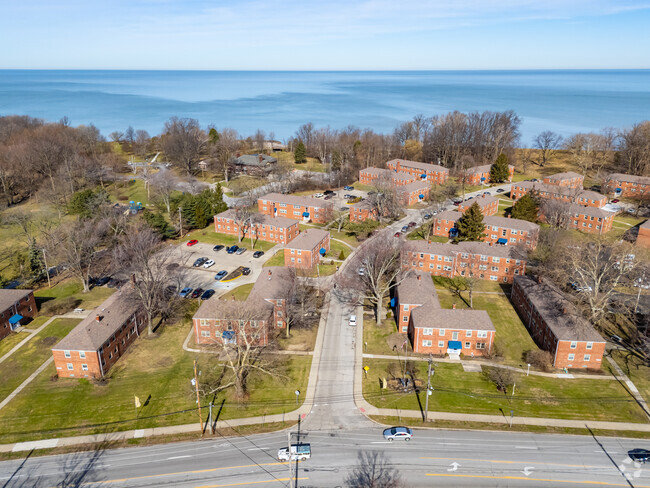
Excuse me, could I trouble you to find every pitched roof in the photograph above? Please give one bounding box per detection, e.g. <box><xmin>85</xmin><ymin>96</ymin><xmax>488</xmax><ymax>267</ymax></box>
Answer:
<box><xmin>411</xmin><ymin>306</ymin><xmax>495</xmax><ymax>331</ymax></box>
<box><xmin>399</xmin><ymin>180</ymin><xmax>430</xmax><ymax>193</ymax></box>
<box><xmin>0</xmin><ymin>289</ymin><xmax>33</xmax><ymax>313</ymax></box>
<box><xmin>259</xmin><ymin>193</ymin><xmax>333</xmax><ymax>210</ymax></box>
<box><xmin>459</xmin><ymin>195</ymin><xmax>499</xmax><ymax>209</ymax></box>
<box><xmin>544</xmin><ymin>171</ymin><xmax>583</xmax><ymax>182</ymax></box>
<box><xmin>387</xmin><ymin>159</ymin><xmax>449</xmax><ymax>174</ymax></box>
<box><xmin>215</xmin><ymin>210</ymin><xmax>297</xmax><ymax>229</ymax></box>
<box><xmin>607</xmin><ymin>173</ymin><xmax>650</xmax><ymax>185</ymax></box>
<box><xmin>286</xmin><ymin>229</ymin><xmax>330</xmax><ymax>251</ymax></box>
<box><xmin>360</xmin><ymin>167</ymin><xmax>390</xmax><ymax>177</ymax></box>
<box><xmin>566</xmin><ymin>203</ymin><xmax>611</xmax><ymax>219</ymax></box>
<box><xmin>514</xmin><ymin>275</ymin><xmax>604</xmax><ymax>342</ymax></box>
<box><xmin>405</xmin><ymin>240</ymin><xmax>525</xmax><ymax>260</ymax></box>
<box><xmin>396</xmin><ymin>271</ymin><xmax>440</xmax><ymax>306</ymax></box>
<box><xmin>484</xmin><ymin>216</ymin><xmax>540</xmax><ymax>232</ymax></box>
<box><xmin>233</xmin><ymin>154</ymin><xmax>278</xmax><ymax>167</ymax></box>
<box><xmin>434</xmin><ymin>210</ymin><xmax>461</xmax><ymax>222</ymax></box>
<box><xmin>640</xmin><ymin>219</ymin><xmax>650</xmax><ymax>230</ymax></box>
<box><xmin>514</xmin><ymin>182</ymin><xmax>605</xmax><ymax>202</ymax></box>
<box><xmin>53</xmin><ymin>288</ymin><xmax>140</xmax><ymax>352</ymax></box>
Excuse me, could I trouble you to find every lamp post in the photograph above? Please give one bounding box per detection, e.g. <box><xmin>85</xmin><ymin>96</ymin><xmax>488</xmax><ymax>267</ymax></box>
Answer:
<box><xmin>294</xmin><ymin>389</ymin><xmax>300</xmax><ymax>405</ymax></box>
<box><xmin>526</xmin><ymin>363</ymin><xmax>531</xmax><ymax>376</ymax></box>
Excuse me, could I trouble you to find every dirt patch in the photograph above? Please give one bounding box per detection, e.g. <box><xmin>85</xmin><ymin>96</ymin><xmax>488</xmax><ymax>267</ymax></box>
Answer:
<box><xmin>39</xmin><ymin>336</ymin><xmax>59</xmax><ymax>347</ymax></box>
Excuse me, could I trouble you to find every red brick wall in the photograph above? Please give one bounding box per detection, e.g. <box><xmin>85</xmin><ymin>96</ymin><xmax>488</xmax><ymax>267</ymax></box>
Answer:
<box><xmin>543</xmin><ymin>175</ymin><xmax>584</xmax><ymax>189</ymax></box>
<box><xmin>605</xmin><ymin>179</ymin><xmax>649</xmax><ymax>197</ymax></box>
<box><xmin>431</xmin><ymin>217</ymin><xmax>457</xmax><ymax>237</ymax></box>
<box><xmin>565</xmin><ymin>212</ymin><xmax>613</xmax><ymax>234</ymax></box>
<box><xmin>483</xmin><ymin>226</ymin><xmax>538</xmax><ymax>250</ymax></box>
<box><xmin>53</xmin><ymin>349</ymin><xmax>103</xmax><ymax>378</ymax></box>
<box><xmin>257</xmin><ymin>200</ymin><xmax>331</xmax><ymax>224</ymax></box>
<box><xmin>350</xmin><ymin>206</ymin><xmax>377</xmax><ymax>222</ymax></box>
<box><xmin>284</xmin><ymin>234</ymin><xmax>330</xmax><ymax>269</ymax></box>
<box><xmin>637</xmin><ymin>225</ymin><xmax>650</xmax><ymax>248</ymax></box>
<box><xmin>457</xmin><ymin>199</ymin><xmax>498</xmax><ymax>216</ymax></box>
<box><xmin>400</xmin><ymin>186</ymin><xmax>431</xmax><ymax>206</ymax></box>
<box><xmin>214</xmin><ymin>216</ymin><xmax>299</xmax><ymax>244</ymax></box>
<box><xmin>193</xmin><ymin>318</ymin><xmax>269</xmax><ymax>346</ymax></box>
<box><xmin>386</xmin><ymin>161</ymin><xmax>449</xmax><ymax>185</ymax></box>
<box><xmin>0</xmin><ymin>291</ymin><xmax>36</xmax><ymax>341</ymax></box>
<box><xmin>554</xmin><ymin>340</ymin><xmax>606</xmax><ymax>370</ymax></box>
<box><xmin>409</xmin><ymin>324</ymin><xmax>494</xmax><ymax>356</ymax></box>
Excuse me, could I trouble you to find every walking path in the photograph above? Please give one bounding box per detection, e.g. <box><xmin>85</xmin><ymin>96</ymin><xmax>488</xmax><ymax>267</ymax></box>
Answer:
<box><xmin>0</xmin><ymin>357</ymin><xmax>54</xmax><ymax>412</ymax></box>
<box><xmin>606</xmin><ymin>356</ymin><xmax>650</xmax><ymax>420</ymax></box>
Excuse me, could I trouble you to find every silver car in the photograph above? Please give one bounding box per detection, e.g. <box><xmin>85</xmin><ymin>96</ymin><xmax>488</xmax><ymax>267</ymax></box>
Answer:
<box><xmin>383</xmin><ymin>426</ymin><xmax>413</xmax><ymax>441</ymax></box>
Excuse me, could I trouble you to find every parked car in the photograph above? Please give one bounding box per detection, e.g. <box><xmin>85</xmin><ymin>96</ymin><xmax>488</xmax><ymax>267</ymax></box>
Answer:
<box><xmin>191</xmin><ymin>288</ymin><xmax>204</xmax><ymax>299</ymax></box>
<box><xmin>94</xmin><ymin>276</ymin><xmax>111</xmax><ymax>286</ymax></box>
<box><xmin>213</xmin><ymin>245</ymin><xmax>225</xmax><ymax>252</ymax></box>
<box><xmin>179</xmin><ymin>287</ymin><xmax>193</xmax><ymax>298</ymax></box>
<box><xmin>496</xmin><ymin>188</ymin><xmax>505</xmax><ymax>193</ymax></box>
<box><xmin>394</xmin><ymin>232</ymin><xmax>401</xmax><ymax>237</ymax></box>
<box><xmin>314</xmin><ymin>193</ymin><xmax>324</xmax><ymax>198</ymax></box>
<box><xmin>340</xmin><ymin>207</ymin><xmax>348</xmax><ymax>211</ymax></box>
<box><xmin>483</xmin><ymin>191</ymin><xmax>491</xmax><ymax>195</ymax></box>
<box><xmin>227</xmin><ymin>245</ymin><xmax>239</xmax><ymax>254</ymax></box>
<box><xmin>570</xmin><ymin>282</ymin><xmax>593</xmax><ymax>292</ymax></box>
<box><xmin>612</xmin><ymin>199</ymin><xmax>620</xmax><ymax>203</ymax></box>
<box><xmin>401</xmin><ymin>225</ymin><xmax>409</xmax><ymax>232</ymax></box>
<box><xmin>453</xmin><ymin>201</ymin><xmax>461</xmax><ymax>206</ymax></box>
<box><xmin>200</xmin><ymin>289</ymin><xmax>215</xmax><ymax>300</ymax></box>
<box><xmin>343</xmin><ymin>185</ymin><xmax>354</xmax><ymax>190</ymax></box>
<box><xmin>193</xmin><ymin>257</ymin><xmax>208</xmax><ymax>267</ymax></box>
<box><xmin>408</xmin><ymin>221</ymin><xmax>417</xmax><ymax>228</ymax></box>
<box><xmin>277</xmin><ymin>444</ymin><xmax>311</xmax><ymax>462</ymax></box>
<box><xmin>236</xmin><ymin>247</ymin><xmax>246</xmax><ymax>255</ymax></box>
<box><xmin>423</xmin><ymin>213</ymin><xmax>432</xmax><ymax>220</ymax></box>
<box><xmin>627</xmin><ymin>207</ymin><xmax>637</xmax><ymax>214</ymax></box>
<box><xmin>242</xmin><ymin>267</ymin><xmax>251</xmax><ymax>275</ymax></box>
<box><xmin>358</xmin><ymin>267</ymin><xmax>365</xmax><ymax>276</ymax></box>
<box><xmin>107</xmin><ymin>278</ymin><xmax>124</xmax><ymax>289</ymax></box>
<box><xmin>203</xmin><ymin>259</ymin><xmax>215</xmax><ymax>268</ymax></box>
<box><xmin>324</xmin><ymin>195</ymin><xmax>333</xmax><ymax>200</ymax></box>
<box><xmin>324</xmin><ymin>190</ymin><xmax>335</xmax><ymax>195</ymax></box>
<box><xmin>187</xmin><ymin>239</ymin><xmax>198</xmax><ymax>246</ymax></box>
<box><xmin>164</xmin><ymin>285</ymin><xmax>178</xmax><ymax>298</ymax></box>
<box><xmin>253</xmin><ymin>251</ymin><xmax>264</xmax><ymax>258</ymax></box>
<box><xmin>348</xmin><ymin>314</ymin><xmax>357</xmax><ymax>327</ymax></box>
<box><xmin>628</xmin><ymin>449</ymin><xmax>650</xmax><ymax>464</ymax></box>
<box><xmin>215</xmin><ymin>270</ymin><xmax>228</xmax><ymax>280</ymax></box>
<box><xmin>383</xmin><ymin>426</ymin><xmax>413</xmax><ymax>441</ymax></box>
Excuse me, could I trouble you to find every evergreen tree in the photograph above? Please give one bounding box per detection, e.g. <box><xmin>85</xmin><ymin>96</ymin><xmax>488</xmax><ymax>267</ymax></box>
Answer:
<box><xmin>294</xmin><ymin>141</ymin><xmax>307</xmax><ymax>164</ymax></box>
<box><xmin>68</xmin><ymin>188</ymin><xmax>109</xmax><ymax>219</ymax></box>
<box><xmin>456</xmin><ymin>202</ymin><xmax>485</xmax><ymax>241</ymax></box>
<box><xmin>142</xmin><ymin>211</ymin><xmax>177</xmax><ymax>239</ymax></box>
<box><xmin>489</xmin><ymin>153</ymin><xmax>511</xmax><ymax>183</ymax></box>
<box><xmin>27</xmin><ymin>245</ymin><xmax>44</xmax><ymax>276</ymax></box>
<box><xmin>511</xmin><ymin>193</ymin><xmax>540</xmax><ymax>222</ymax></box>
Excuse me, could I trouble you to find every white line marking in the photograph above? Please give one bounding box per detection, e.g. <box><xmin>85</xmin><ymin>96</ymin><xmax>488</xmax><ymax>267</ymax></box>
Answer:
<box><xmin>167</xmin><ymin>455</ymin><xmax>191</xmax><ymax>460</ymax></box>
<box><xmin>371</xmin><ymin>441</ymin><xmax>392</xmax><ymax>444</ymax></box>
<box><xmin>247</xmin><ymin>447</ymin><xmax>270</xmax><ymax>451</ymax></box>
<box><xmin>515</xmin><ymin>446</ymin><xmax>538</xmax><ymax>450</ymax></box>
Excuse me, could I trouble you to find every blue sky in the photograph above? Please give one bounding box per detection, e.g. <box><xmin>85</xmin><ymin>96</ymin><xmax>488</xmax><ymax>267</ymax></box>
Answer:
<box><xmin>1</xmin><ymin>0</ymin><xmax>649</xmax><ymax>69</ymax></box>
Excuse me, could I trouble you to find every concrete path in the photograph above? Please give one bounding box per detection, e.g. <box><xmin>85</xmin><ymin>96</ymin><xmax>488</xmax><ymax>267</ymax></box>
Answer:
<box><xmin>0</xmin><ymin>357</ymin><xmax>53</xmax><ymax>411</ymax></box>
<box><xmin>607</xmin><ymin>355</ymin><xmax>650</xmax><ymax>420</ymax></box>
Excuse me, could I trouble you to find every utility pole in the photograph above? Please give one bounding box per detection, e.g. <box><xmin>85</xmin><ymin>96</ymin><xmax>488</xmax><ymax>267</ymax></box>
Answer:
<box><xmin>424</xmin><ymin>354</ymin><xmax>433</xmax><ymax>422</ymax></box>
<box><xmin>287</xmin><ymin>430</ymin><xmax>308</xmax><ymax>488</ymax></box>
<box><xmin>179</xmin><ymin>207</ymin><xmax>183</xmax><ymax>238</ymax></box>
<box><xmin>208</xmin><ymin>401</ymin><xmax>214</xmax><ymax>434</ymax></box>
<box><xmin>42</xmin><ymin>248</ymin><xmax>51</xmax><ymax>288</ymax></box>
<box><xmin>193</xmin><ymin>360</ymin><xmax>203</xmax><ymax>437</ymax></box>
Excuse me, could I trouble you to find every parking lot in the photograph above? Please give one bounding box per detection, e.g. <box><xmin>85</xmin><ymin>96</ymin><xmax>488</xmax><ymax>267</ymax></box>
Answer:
<box><xmin>171</xmin><ymin>241</ymin><xmax>280</xmax><ymax>299</ymax></box>
<box><xmin>311</xmin><ymin>187</ymin><xmax>370</xmax><ymax>212</ymax></box>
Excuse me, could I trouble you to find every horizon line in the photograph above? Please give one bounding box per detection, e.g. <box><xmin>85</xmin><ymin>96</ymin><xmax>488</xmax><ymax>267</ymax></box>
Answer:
<box><xmin>1</xmin><ymin>68</ymin><xmax>650</xmax><ymax>72</ymax></box>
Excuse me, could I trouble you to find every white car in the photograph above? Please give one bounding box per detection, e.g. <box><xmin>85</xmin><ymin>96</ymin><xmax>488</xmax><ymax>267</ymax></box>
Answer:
<box><xmin>203</xmin><ymin>259</ymin><xmax>215</xmax><ymax>268</ymax></box>
<box><xmin>349</xmin><ymin>314</ymin><xmax>357</xmax><ymax>327</ymax></box>
<box><xmin>314</xmin><ymin>193</ymin><xmax>324</xmax><ymax>198</ymax></box>
<box><xmin>358</xmin><ymin>267</ymin><xmax>365</xmax><ymax>276</ymax></box>
<box><xmin>278</xmin><ymin>444</ymin><xmax>311</xmax><ymax>461</ymax></box>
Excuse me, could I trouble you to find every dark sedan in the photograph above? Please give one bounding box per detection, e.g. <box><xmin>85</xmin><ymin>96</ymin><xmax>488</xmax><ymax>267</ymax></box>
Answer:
<box><xmin>242</xmin><ymin>267</ymin><xmax>251</xmax><ymax>275</ymax></box>
<box><xmin>200</xmin><ymin>289</ymin><xmax>216</xmax><ymax>300</ymax></box>
<box><xmin>227</xmin><ymin>245</ymin><xmax>239</xmax><ymax>254</ymax></box>
<box><xmin>253</xmin><ymin>251</ymin><xmax>264</xmax><ymax>258</ymax></box>
<box><xmin>190</xmin><ymin>288</ymin><xmax>204</xmax><ymax>299</ymax></box>
<box><xmin>629</xmin><ymin>448</ymin><xmax>650</xmax><ymax>464</ymax></box>
<box><xmin>213</xmin><ymin>245</ymin><xmax>225</xmax><ymax>252</ymax></box>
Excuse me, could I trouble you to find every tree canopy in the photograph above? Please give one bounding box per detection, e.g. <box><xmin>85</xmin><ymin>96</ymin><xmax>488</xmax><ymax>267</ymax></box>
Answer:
<box><xmin>511</xmin><ymin>193</ymin><xmax>539</xmax><ymax>222</ymax></box>
<box><xmin>294</xmin><ymin>141</ymin><xmax>307</xmax><ymax>164</ymax></box>
<box><xmin>489</xmin><ymin>153</ymin><xmax>511</xmax><ymax>183</ymax></box>
<box><xmin>456</xmin><ymin>202</ymin><xmax>485</xmax><ymax>241</ymax></box>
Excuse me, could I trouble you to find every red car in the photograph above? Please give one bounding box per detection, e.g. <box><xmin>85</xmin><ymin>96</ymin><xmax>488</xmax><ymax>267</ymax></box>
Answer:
<box><xmin>187</xmin><ymin>239</ymin><xmax>199</xmax><ymax>246</ymax></box>
<box><xmin>394</xmin><ymin>232</ymin><xmax>401</xmax><ymax>237</ymax></box>
<box><xmin>612</xmin><ymin>199</ymin><xmax>620</xmax><ymax>203</ymax></box>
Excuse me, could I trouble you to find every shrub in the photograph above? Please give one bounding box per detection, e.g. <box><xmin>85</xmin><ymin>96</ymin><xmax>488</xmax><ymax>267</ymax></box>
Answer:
<box><xmin>40</xmin><ymin>297</ymin><xmax>82</xmax><ymax>316</ymax></box>
<box><xmin>524</xmin><ymin>349</ymin><xmax>553</xmax><ymax>372</ymax></box>
<box><xmin>484</xmin><ymin>367</ymin><xmax>515</xmax><ymax>392</ymax></box>
<box><xmin>338</xmin><ymin>250</ymin><xmax>346</xmax><ymax>260</ymax></box>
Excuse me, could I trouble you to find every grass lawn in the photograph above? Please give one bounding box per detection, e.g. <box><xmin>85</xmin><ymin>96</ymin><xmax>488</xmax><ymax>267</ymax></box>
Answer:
<box><xmin>406</xmin><ymin>232</ymin><xmax>448</xmax><ymax>243</ymax></box>
<box><xmin>609</xmin><ymin>350</ymin><xmax>650</xmax><ymax>404</ymax></box>
<box><xmin>276</xmin><ymin>152</ymin><xmax>326</xmax><ymax>173</ymax></box>
<box><xmin>498</xmin><ymin>201</ymin><xmax>513</xmax><ymax>217</ymax></box>
<box><xmin>35</xmin><ymin>280</ymin><xmax>116</xmax><ymax>311</ymax></box>
<box><xmin>327</xmin><ymin>239</ymin><xmax>351</xmax><ymax>260</ymax></box>
<box><xmin>432</xmin><ymin>276</ymin><xmax>510</xmax><ymax>294</ymax></box>
<box><xmin>220</xmin><ymin>175</ymin><xmax>267</xmax><ymax>195</ymax></box>
<box><xmin>0</xmin><ymin>319</ymin><xmax>312</xmax><ymax>444</ymax></box>
<box><xmin>263</xmin><ymin>250</ymin><xmax>285</xmax><ymax>267</ymax></box>
<box><xmin>613</xmin><ymin>214</ymin><xmax>646</xmax><ymax>227</ymax></box>
<box><xmin>328</xmin><ymin>229</ymin><xmax>360</xmax><ymax>248</ymax></box>
<box><xmin>107</xmin><ymin>179</ymin><xmax>151</xmax><ymax>206</ymax></box>
<box><xmin>277</xmin><ymin>326</ymin><xmax>318</xmax><ymax>352</ymax></box>
<box><xmin>362</xmin><ymin>359</ymin><xmax>648</xmax><ymax>423</ymax></box>
<box><xmin>363</xmin><ymin>317</ymin><xmax>401</xmax><ymax>355</ymax></box>
<box><xmin>186</xmin><ymin>230</ymin><xmax>277</xmax><ymax>252</ymax></box>
<box><xmin>0</xmin><ymin>332</ymin><xmax>29</xmax><ymax>358</ymax></box>
<box><xmin>0</xmin><ymin>318</ymin><xmax>81</xmax><ymax>401</ymax></box>
<box><xmin>318</xmin><ymin>263</ymin><xmax>338</xmax><ymax>277</ymax></box>
<box><xmin>221</xmin><ymin>283</ymin><xmax>254</xmax><ymax>301</ymax></box>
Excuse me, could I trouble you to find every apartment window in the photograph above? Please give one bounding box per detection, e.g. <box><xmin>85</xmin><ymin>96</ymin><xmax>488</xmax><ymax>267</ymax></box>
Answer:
<box><xmin>476</xmin><ymin>343</ymin><xmax>486</xmax><ymax>350</ymax></box>
<box><xmin>200</xmin><ymin>319</ymin><xmax>210</xmax><ymax>327</ymax></box>
<box><xmin>568</xmin><ymin>353</ymin><xmax>575</xmax><ymax>361</ymax></box>
<box><xmin>490</xmin><ymin>276</ymin><xmax>498</xmax><ymax>281</ymax></box>
<box><xmin>82</xmin><ymin>364</ymin><xmax>88</xmax><ymax>371</ymax></box>
<box><xmin>466</xmin><ymin>330</ymin><xmax>472</xmax><ymax>337</ymax></box>
<box><xmin>570</xmin><ymin>341</ymin><xmax>577</xmax><ymax>349</ymax></box>
<box><xmin>67</xmin><ymin>363</ymin><xmax>74</xmax><ymax>370</ymax></box>
<box><xmin>452</xmin><ymin>331</ymin><xmax>459</xmax><ymax>340</ymax></box>
<box><xmin>491</xmin><ymin>266</ymin><xmax>499</xmax><ymax>272</ymax></box>
<box><xmin>79</xmin><ymin>351</ymin><xmax>86</xmax><ymax>359</ymax></box>
<box><xmin>464</xmin><ymin>342</ymin><xmax>471</xmax><ymax>349</ymax></box>
<box><xmin>584</xmin><ymin>354</ymin><xmax>591</xmax><ymax>362</ymax></box>
<box><xmin>586</xmin><ymin>342</ymin><xmax>593</xmax><ymax>350</ymax></box>
<box><xmin>480</xmin><ymin>255</ymin><xmax>488</xmax><ymax>262</ymax></box>
<box><xmin>64</xmin><ymin>350</ymin><xmax>71</xmax><ymax>358</ymax></box>
<box><xmin>422</xmin><ymin>340</ymin><xmax>432</xmax><ymax>347</ymax></box>
<box><xmin>402</xmin><ymin>316</ymin><xmax>408</xmax><ymax>322</ymax></box>
<box><xmin>477</xmin><ymin>330</ymin><xmax>488</xmax><ymax>338</ymax></box>
<box><xmin>423</xmin><ymin>328</ymin><xmax>433</xmax><ymax>336</ymax></box>
<box><xmin>439</xmin><ymin>329</ymin><xmax>445</xmax><ymax>336</ymax></box>
<box><xmin>438</xmin><ymin>340</ymin><xmax>444</xmax><ymax>348</ymax></box>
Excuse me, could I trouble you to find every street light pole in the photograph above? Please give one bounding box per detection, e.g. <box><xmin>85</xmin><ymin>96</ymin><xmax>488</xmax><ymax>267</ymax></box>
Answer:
<box><xmin>193</xmin><ymin>360</ymin><xmax>203</xmax><ymax>437</ymax></box>
<box><xmin>424</xmin><ymin>354</ymin><xmax>433</xmax><ymax>422</ymax></box>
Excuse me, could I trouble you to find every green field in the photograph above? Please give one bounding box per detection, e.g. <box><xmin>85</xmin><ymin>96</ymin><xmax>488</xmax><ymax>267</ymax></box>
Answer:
<box><xmin>35</xmin><ymin>280</ymin><xmax>116</xmax><ymax>311</ymax></box>
<box><xmin>221</xmin><ymin>283</ymin><xmax>255</xmax><ymax>301</ymax></box>
<box><xmin>0</xmin><ymin>318</ymin><xmax>81</xmax><ymax>400</ymax></box>
<box><xmin>327</xmin><ymin>239</ymin><xmax>351</xmax><ymax>260</ymax></box>
<box><xmin>185</xmin><ymin>230</ymin><xmax>278</xmax><ymax>252</ymax></box>
<box><xmin>0</xmin><ymin>320</ymin><xmax>312</xmax><ymax>444</ymax></box>
<box><xmin>0</xmin><ymin>332</ymin><xmax>29</xmax><ymax>358</ymax></box>
<box><xmin>362</xmin><ymin>359</ymin><xmax>648</xmax><ymax>423</ymax></box>
<box><xmin>609</xmin><ymin>350</ymin><xmax>650</xmax><ymax>404</ymax></box>
<box><xmin>262</xmin><ymin>250</ymin><xmax>285</xmax><ymax>267</ymax></box>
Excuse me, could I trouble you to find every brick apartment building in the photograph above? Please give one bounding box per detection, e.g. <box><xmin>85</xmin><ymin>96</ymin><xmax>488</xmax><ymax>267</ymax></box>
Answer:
<box><xmin>511</xmin><ymin>275</ymin><xmax>605</xmax><ymax>370</ymax></box>
<box><xmin>604</xmin><ymin>173</ymin><xmax>650</xmax><ymax>198</ymax></box>
<box><xmin>457</xmin><ymin>195</ymin><xmax>499</xmax><ymax>216</ymax></box>
<box><xmin>403</xmin><ymin>241</ymin><xmax>526</xmax><ymax>284</ymax></box>
<box><xmin>511</xmin><ymin>181</ymin><xmax>607</xmax><ymax>208</ymax></box>
<box><xmin>0</xmin><ymin>289</ymin><xmax>36</xmax><ymax>341</ymax></box>
<box><xmin>637</xmin><ymin>219</ymin><xmax>650</xmax><ymax>248</ymax></box>
<box><xmin>52</xmin><ymin>287</ymin><xmax>146</xmax><ymax>378</ymax></box>
<box><xmin>398</xmin><ymin>180</ymin><xmax>431</xmax><ymax>206</ymax></box>
<box><xmin>258</xmin><ymin>193</ymin><xmax>333</xmax><ymax>224</ymax></box>
<box><xmin>359</xmin><ymin>167</ymin><xmax>416</xmax><ymax>187</ymax></box>
<box><xmin>394</xmin><ymin>272</ymin><xmax>495</xmax><ymax>355</ymax></box>
<box><xmin>543</xmin><ymin>171</ymin><xmax>584</xmax><ymax>189</ymax></box>
<box><xmin>214</xmin><ymin>210</ymin><xmax>299</xmax><ymax>244</ymax></box>
<box><xmin>385</xmin><ymin>159</ymin><xmax>449</xmax><ymax>185</ymax></box>
<box><xmin>349</xmin><ymin>200</ymin><xmax>378</xmax><ymax>222</ymax></box>
<box><xmin>562</xmin><ymin>204</ymin><xmax>614</xmax><ymax>234</ymax></box>
<box><xmin>193</xmin><ymin>267</ymin><xmax>293</xmax><ymax>346</ymax></box>
<box><xmin>464</xmin><ymin>164</ymin><xmax>515</xmax><ymax>186</ymax></box>
<box><xmin>431</xmin><ymin>212</ymin><xmax>539</xmax><ymax>249</ymax></box>
<box><xmin>284</xmin><ymin>228</ymin><xmax>331</xmax><ymax>269</ymax></box>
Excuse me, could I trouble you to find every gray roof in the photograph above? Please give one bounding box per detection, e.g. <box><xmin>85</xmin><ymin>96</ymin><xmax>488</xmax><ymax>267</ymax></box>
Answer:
<box><xmin>484</xmin><ymin>216</ymin><xmax>540</xmax><ymax>233</ymax></box>
<box><xmin>396</xmin><ymin>272</ymin><xmax>440</xmax><ymax>306</ymax></box>
<box><xmin>286</xmin><ymin>228</ymin><xmax>329</xmax><ymax>251</ymax></box>
<box><xmin>0</xmin><ymin>289</ymin><xmax>33</xmax><ymax>313</ymax></box>
<box><xmin>514</xmin><ymin>182</ymin><xmax>605</xmax><ymax>202</ymax></box>
<box><xmin>566</xmin><ymin>203</ymin><xmax>610</xmax><ymax>218</ymax></box>
<box><xmin>434</xmin><ymin>210</ymin><xmax>461</xmax><ymax>222</ymax></box>
<box><xmin>53</xmin><ymin>288</ymin><xmax>140</xmax><ymax>352</ymax></box>
<box><xmin>459</xmin><ymin>195</ymin><xmax>499</xmax><ymax>208</ymax></box>
<box><xmin>405</xmin><ymin>240</ymin><xmax>525</xmax><ymax>260</ymax></box>
<box><xmin>360</xmin><ymin>167</ymin><xmax>390</xmax><ymax>177</ymax></box>
<box><xmin>215</xmin><ymin>210</ymin><xmax>297</xmax><ymax>229</ymax></box>
<box><xmin>387</xmin><ymin>159</ymin><xmax>449</xmax><ymax>174</ymax></box>
<box><xmin>514</xmin><ymin>275</ymin><xmax>604</xmax><ymax>342</ymax></box>
<box><xmin>465</xmin><ymin>164</ymin><xmax>514</xmax><ymax>174</ymax></box>
<box><xmin>360</xmin><ymin>167</ymin><xmax>414</xmax><ymax>183</ymax></box>
<box><xmin>607</xmin><ymin>173</ymin><xmax>650</xmax><ymax>185</ymax></box>
<box><xmin>544</xmin><ymin>171</ymin><xmax>583</xmax><ymax>182</ymax></box>
<box><xmin>411</xmin><ymin>306</ymin><xmax>495</xmax><ymax>331</ymax></box>
<box><xmin>640</xmin><ymin>219</ymin><xmax>650</xmax><ymax>230</ymax></box>
<box><xmin>233</xmin><ymin>154</ymin><xmax>278</xmax><ymax>167</ymax></box>
<box><xmin>259</xmin><ymin>193</ymin><xmax>333</xmax><ymax>210</ymax></box>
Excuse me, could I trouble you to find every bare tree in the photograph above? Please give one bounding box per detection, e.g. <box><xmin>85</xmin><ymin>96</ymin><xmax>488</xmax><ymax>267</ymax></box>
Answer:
<box><xmin>160</xmin><ymin>117</ymin><xmax>206</xmax><ymax>175</ymax></box>
<box><xmin>540</xmin><ymin>199</ymin><xmax>571</xmax><ymax>230</ymax></box>
<box><xmin>616</xmin><ymin>121</ymin><xmax>650</xmax><ymax>176</ymax></box>
<box><xmin>114</xmin><ymin>225</ymin><xmax>177</xmax><ymax>335</ymax></box>
<box><xmin>337</xmin><ymin>233</ymin><xmax>405</xmax><ymax>323</ymax></box>
<box><xmin>533</xmin><ymin>131</ymin><xmax>563</xmax><ymax>167</ymax></box>
<box><xmin>209</xmin><ymin>127</ymin><xmax>240</xmax><ymax>182</ymax></box>
<box><xmin>133</xmin><ymin>129</ymin><xmax>151</xmax><ymax>160</ymax></box>
<box><xmin>345</xmin><ymin>450</ymin><xmax>404</xmax><ymax>488</ymax></box>
<box><xmin>367</xmin><ymin>174</ymin><xmax>403</xmax><ymax>223</ymax></box>
<box><xmin>150</xmin><ymin>170</ymin><xmax>177</xmax><ymax>214</ymax></box>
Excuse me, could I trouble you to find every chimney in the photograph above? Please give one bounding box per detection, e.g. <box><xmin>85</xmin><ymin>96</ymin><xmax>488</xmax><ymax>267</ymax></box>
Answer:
<box><xmin>95</xmin><ymin>314</ymin><xmax>102</xmax><ymax>322</ymax></box>
<box><xmin>452</xmin><ymin>303</ymin><xmax>456</xmax><ymax>310</ymax></box>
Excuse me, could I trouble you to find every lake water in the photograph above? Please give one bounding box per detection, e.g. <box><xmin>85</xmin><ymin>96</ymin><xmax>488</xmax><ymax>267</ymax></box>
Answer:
<box><xmin>0</xmin><ymin>70</ymin><xmax>649</xmax><ymax>143</ymax></box>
